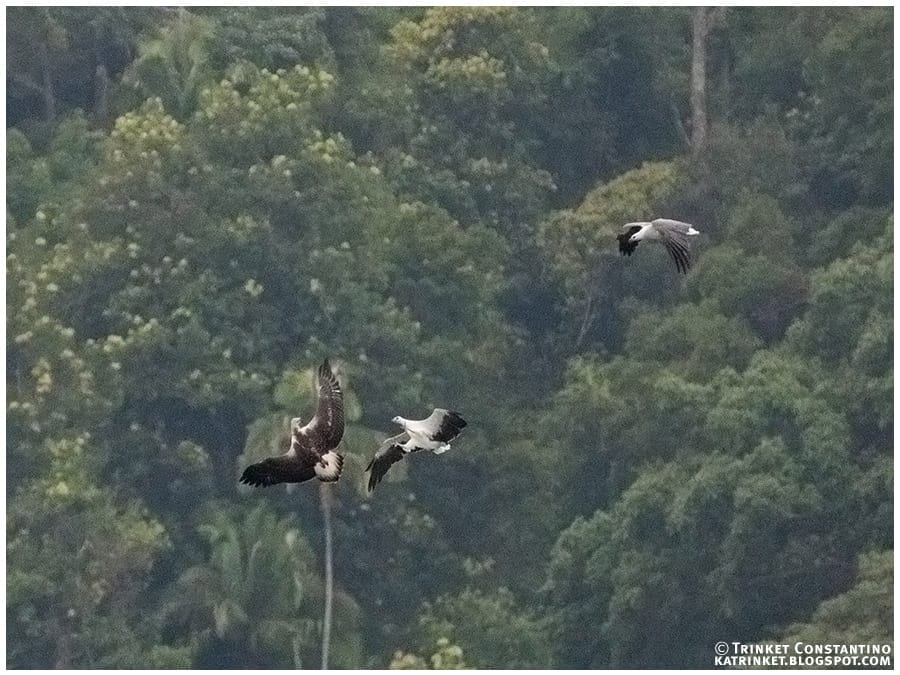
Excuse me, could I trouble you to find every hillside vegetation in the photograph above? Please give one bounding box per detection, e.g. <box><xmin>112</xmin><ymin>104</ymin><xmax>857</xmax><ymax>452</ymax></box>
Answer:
<box><xmin>6</xmin><ymin>7</ymin><xmax>892</xmax><ymax>668</ymax></box>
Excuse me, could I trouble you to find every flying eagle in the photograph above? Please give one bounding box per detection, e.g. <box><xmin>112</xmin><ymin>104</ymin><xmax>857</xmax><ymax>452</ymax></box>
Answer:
<box><xmin>365</xmin><ymin>409</ymin><xmax>467</xmax><ymax>492</ymax></box>
<box><xmin>240</xmin><ymin>358</ymin><xmax>344</xmax><ymax>487</ymax></box>
<box><xmin>617</xmin><ymin>218</ymin><xmax>700</xmax><ymax>274</ymax></box>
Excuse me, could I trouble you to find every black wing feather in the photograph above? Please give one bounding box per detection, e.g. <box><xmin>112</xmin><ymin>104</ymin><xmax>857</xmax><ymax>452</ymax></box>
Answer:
<box><xmin>655</xmin><ymin>223</ymin><xmax>694</xmax><ymax>274</ymax></box>
<box><xmin>431</xmin><ymin>411</ymin><xmax>467</xmax><ymax>444</ymax></box>
<box><xmin>366</xmin><ymin>444</ymin><xmax>406</xmax><ymax>492</ymax></box>
<box><xmin>240</xmin><ymin>456</ymin><xmax>316</xmax><ymax>488</ymax></box>
<box><xmin>617</xmin><ymin>225</ymin><xmax>643</xmax><ymax>256</ymax></box>
<box><xmin>662</xmin><ymin>237</ymin><xmax>691</xmax><ymax>274</ymax></box>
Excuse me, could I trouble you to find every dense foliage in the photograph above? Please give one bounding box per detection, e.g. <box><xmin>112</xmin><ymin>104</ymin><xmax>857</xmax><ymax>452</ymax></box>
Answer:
<box><xmin>6</xmin><ymin>7</ymin><xmax>892</xmax><ymax>668</ymax></box>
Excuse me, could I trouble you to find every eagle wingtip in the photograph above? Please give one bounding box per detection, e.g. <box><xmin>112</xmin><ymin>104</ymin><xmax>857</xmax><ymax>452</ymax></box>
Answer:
<box><xmin>449</xmin><ymin>411</ymin><xmax>467</xmax><ymax>428</ymax></box>
<box><xmin>239</xmin><ymin>473</ymin><xmax>263</xmax><ymax>488</ymax></box>
<box><xmin>240</xmin><ymin>463</ymin><xmax>276</xmax><ymax>488</ymax></box>
<box><xmin>367</xmin><ymin>467</ymin><xmax>385</xmax><ymax>493</ymax></box>
<box><xmin>318</xmin><ymin>357</ymin><xmax>342</xmax><ymax>388</ymax></box>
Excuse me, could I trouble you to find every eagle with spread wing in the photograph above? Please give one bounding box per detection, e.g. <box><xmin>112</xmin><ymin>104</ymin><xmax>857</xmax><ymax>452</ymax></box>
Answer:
<box><xmin>365</xmin><ymin>409</ymin><xmax>467</xmax><ymax>492</ymax></box>
<box><xmin>240</xmin><ymin>358</ymin><xmax>345</xmax><ymax>487</ymax></box>
<box><xmin>617</xmin><ymin>218</ymin><xmax>701</xmax><ymax>274</ymax></box>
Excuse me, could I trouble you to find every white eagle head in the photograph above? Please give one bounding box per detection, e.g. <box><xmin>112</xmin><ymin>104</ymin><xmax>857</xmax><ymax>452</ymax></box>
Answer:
<box><xmin>625</xmin><ymin>222</ymin><xmax>651</xmax><ymax>243</ymax></box>
<box><xmin>391</xmin><ymin>415</ymin><xmax>403</xmax><ymax>425</ymax></box>
<box><xmin>290</xmin><ymin>416</ymin><xmax>304</xmax><ymax>433</ymax></box>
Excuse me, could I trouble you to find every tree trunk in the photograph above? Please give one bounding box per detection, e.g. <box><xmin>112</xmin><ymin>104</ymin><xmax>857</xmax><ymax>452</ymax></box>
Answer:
<box><xmin>670</xmin><ymin>99</ymin><xmax>691</xmax><ymax>150</ymax></box>
<box><xmin>92</xmin><ymin>22</ymin><xmax>110</xmax><ymax>128</ymax></box>
<box><xmin>319</xmin><ymin>484</ymin><xmax>334</xmax><ymax>670</ymax></box>
<box><xmin>38</xmin><ymin>42</ymin><xmax>56</xmax><ymax>125</ymax></box>
<box><xmin>690</xmin><ymin>7</ymin><xmax>714</xmax><ymax>155</ymax></box>
<box><xmin>54</xmin><ymin>615</ymin><xmax>73</xmax><ymax>669</ymax></box>
<box><xmin>574</xmin><ymin>269</ymin><xmax>600</xmax><ymax>351</ymax></box>
<box><xmin>93</xmin><ymin>64</ymin><xmax>110</xmax><ymax>128</ymax></box>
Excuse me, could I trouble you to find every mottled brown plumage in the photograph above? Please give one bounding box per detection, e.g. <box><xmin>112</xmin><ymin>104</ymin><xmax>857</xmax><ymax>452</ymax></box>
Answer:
<box><xmin>240</xmin><ymin>358</ymin><xmax>345</xmax><ymax>488</ymax></box>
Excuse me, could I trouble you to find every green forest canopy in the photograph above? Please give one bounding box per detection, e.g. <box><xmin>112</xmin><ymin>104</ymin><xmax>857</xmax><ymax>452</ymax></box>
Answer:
<box><xmin>6</xmin><ymin>6</ymin><xmax>892</xmax><ymax>668</ymax></box>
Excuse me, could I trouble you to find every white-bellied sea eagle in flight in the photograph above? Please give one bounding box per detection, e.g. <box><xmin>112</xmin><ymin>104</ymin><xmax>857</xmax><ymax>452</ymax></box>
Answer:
<box><xmin>617</xmin><ymin>218</ymin><xmax>700</xmax><ymax>274</ymax></box>
<box><xmin>365</xmin><ymin>409</ymin><xmax>467</xmax><ymax>492</ymax></box>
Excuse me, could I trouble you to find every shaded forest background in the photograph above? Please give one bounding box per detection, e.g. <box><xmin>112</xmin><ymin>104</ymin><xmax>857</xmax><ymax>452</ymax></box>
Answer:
<box><xmin>6</xmin><ymin>6</ymin><xmax>893</xmax><ymax>668</ymax></box>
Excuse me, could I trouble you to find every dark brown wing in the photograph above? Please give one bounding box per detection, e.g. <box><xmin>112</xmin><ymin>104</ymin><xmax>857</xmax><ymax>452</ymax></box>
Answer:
<box><xmin>365</xmin><ymin>432</ymin><xmax>410</xmax><ymax>492</ymax></box>
<box><xmin>297</xmin><ymin>358</ymin><xmax>344</xmax><ymax>453</ymax></box>
<box><xmin>240</xmin><ymin>454</ymin><xmax>316</xmax><ymax>487</ymax></box>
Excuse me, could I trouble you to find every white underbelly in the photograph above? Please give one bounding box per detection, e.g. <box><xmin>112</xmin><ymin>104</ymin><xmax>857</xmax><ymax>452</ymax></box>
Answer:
<box><xmin>408</xmin><ymin>429</ymin><xmax>442</xmax><ymax>450</ymax></box>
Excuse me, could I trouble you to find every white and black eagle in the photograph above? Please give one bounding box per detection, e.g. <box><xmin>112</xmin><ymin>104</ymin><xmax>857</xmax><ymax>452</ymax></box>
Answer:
<box><xmin>365</xmin><ymin>409</ymin><xmax>467</xmax><ymax>492</ymax></box>
<box><xmin>240</xmin><ymin>358</ymin><xmax>344</xmax><ymax>487</ymax></box>
<box><xmin>617</xmin><ymin>218</ymin><xmax>700</xmax><ymax>274</ymax></box>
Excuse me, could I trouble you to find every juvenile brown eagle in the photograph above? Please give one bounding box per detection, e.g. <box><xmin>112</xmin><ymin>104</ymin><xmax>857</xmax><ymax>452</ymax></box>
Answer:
<box><xmin>240</xmin><ymin>358</ymin><xmax>344</xmax><ymax>487</ymax></box>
